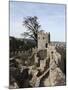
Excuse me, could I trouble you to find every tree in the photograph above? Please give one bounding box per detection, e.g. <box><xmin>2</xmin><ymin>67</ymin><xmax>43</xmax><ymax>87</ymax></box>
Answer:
<box><xmin>22</xmin><ymin>16</ymin><xmax>42</xmax><ymax>47</ymax></box>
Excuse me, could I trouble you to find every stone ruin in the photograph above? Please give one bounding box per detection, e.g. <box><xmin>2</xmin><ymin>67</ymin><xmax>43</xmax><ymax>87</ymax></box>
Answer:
<box><xmin>30</xmin><ymin>31</ymin><xmax>65</xmax><ymax>87</ymax></box>
<box><xmin>10</xmin><ymin>31</ymin><xmax>66</xmax><ymax>88</ymax></box>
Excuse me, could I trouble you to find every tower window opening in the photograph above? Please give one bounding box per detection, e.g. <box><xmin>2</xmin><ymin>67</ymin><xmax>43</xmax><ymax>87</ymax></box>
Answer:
<box><xmin>45</xmin><ymin>43</ymin><xmax>48</xmax><ymax>48</ymax></box>
<box><xmin>43</xmin><ymin>37</ymin><xmax>45</xmax><ymax>39</ymax></box>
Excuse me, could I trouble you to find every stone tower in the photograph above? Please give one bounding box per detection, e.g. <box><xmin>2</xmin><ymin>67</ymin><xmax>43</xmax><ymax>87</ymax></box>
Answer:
<box><xmin>38</xmin><ymin>31</ymin><xmax>50</xmax><ymax>50</ymax></box>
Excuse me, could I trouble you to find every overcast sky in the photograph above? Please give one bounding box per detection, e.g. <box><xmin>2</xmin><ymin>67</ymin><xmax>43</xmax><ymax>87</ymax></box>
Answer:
<box><xmin>10</xmin><ymin>1</ymin><xmax>66</xmax><ymax>42</ymax></box>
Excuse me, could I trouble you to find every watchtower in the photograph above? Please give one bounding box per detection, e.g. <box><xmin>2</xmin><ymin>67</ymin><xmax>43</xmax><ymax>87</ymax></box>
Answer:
<box><xmin>38</xmin><ymin>31</ymin><xmax>50</xmax><ymax>50</ymax></box>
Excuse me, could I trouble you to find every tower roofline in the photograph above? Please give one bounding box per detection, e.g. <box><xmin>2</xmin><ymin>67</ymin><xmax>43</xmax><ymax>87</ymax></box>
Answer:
<box><xmin>38</xmin><ymin>31</ymin><xmax>50</xmax><ymax>35</ymax></box>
